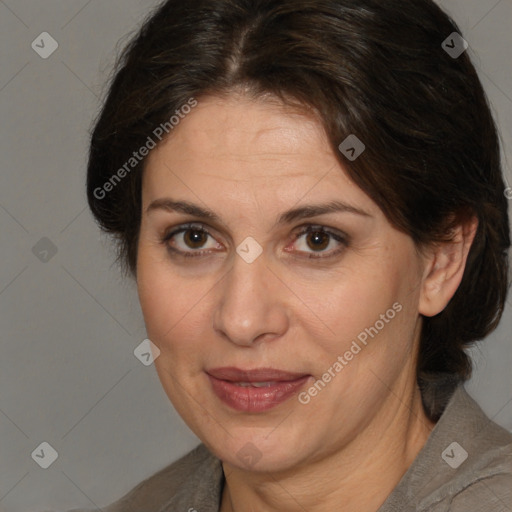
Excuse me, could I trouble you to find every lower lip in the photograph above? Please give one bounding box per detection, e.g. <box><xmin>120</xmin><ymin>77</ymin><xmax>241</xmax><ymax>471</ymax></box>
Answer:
<box><xmin>207</xmin><ymin>374</ymin><xmax>311</xmax><ymax>412</ymax></box>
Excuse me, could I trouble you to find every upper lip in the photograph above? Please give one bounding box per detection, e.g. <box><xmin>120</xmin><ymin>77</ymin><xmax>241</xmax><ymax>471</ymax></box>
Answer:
<box><xmin>206</xmin><ymin>367</ymin><xmax>309</xmax><ymax>382</ymax></box>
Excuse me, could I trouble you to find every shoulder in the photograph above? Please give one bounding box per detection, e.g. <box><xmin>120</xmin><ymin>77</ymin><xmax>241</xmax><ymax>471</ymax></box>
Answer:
<box><xmin>65</xmin><ymin>443</ymin><xmax>222</xmax><ymax>512</ymax></box>
<box><xmin>435</xmin><ymin>419</ymin><xmax>512</xmax><ymax>511</ymax></box>
<box><xmin>418</xmin><ymin>386</ymin><xmax>512</xmax><ymax>511</ymax></box>
<box><xmin>381</xmin><ymin>384</ymin><xmax>512</xmax><ymax>512</ymax></box>
<box><xmin>446</xmin><ymin>471</ymin><xmax>512</xmax><ymax>512</ymax></box>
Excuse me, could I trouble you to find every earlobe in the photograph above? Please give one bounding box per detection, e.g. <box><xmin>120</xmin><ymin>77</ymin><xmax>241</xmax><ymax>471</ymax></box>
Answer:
<box><xmin>419</xmin><ymin>216</ymin><xmax>478</xmax><ymax>317</ymax></box>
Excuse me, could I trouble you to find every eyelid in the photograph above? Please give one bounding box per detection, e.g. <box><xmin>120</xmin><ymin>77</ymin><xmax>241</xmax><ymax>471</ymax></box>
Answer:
<box><xmin>161</xmin><ymin>222</ymin><xmax>349</xmax><ymax>259</ymax></box>
<box><xmin>286</xmin><ymin>224</ymin><xmax>348</xmax><ymax>259</ymax></box>
<box><xmin>162</xmin><ymin>222</ymin><xmax>211</xmax><ymax>241</ymax></box>
<box><xmin>161</xmin><ymin>222</ymin><xmax>222</xmax><ymax>257</ymax></box>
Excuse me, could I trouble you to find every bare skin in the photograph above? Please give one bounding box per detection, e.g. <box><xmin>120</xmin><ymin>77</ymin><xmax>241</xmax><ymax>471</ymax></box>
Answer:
<box><xmin>136</xmin><ymin>94</ymin><xmax>477</xmax><ymax>512</ymax></box>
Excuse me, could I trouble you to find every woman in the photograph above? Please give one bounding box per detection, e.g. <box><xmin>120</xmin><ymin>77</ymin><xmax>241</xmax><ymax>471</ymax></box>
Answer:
<box><xmin>78</xmin><ymin>0</ymin><xmax>511</xmax><ymax>510</ymax></box>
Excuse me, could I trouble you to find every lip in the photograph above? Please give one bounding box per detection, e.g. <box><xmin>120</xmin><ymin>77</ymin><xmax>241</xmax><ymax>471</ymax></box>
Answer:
<box><xmin>206</xmin><ymin>367</ymin><xmax>311</xmax><ymax>412</ymax></box>
<box><xmin>206</xmin><ymin>367</ymin><xmax>309</xmax><ymax>382</ymax></box>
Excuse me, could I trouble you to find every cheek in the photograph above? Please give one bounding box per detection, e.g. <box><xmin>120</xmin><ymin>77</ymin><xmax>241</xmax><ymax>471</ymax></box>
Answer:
<box><xmin>137</xmin><ymin>245</ymin><xmax>180</xmax><ymax>341</ymax></box>
<box><xmin>136</xmin><ymin>246</ymin><xmax>213</xmax><ymax>359</ymax></box>
<box><xmin>305</xmin><ymin>252</ymin><xmax>418</xmax><ymax>364</ymax></box>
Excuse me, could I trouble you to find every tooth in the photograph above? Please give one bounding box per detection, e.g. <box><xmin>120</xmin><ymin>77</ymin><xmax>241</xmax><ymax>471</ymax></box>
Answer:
<box><xmin>252</xmin><ymin>382</ymin><xmax>274</xmax><ymax>387</ymax></box>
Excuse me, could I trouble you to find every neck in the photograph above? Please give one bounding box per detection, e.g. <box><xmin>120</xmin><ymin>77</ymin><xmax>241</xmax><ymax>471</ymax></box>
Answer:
<box><xmin>220</xmin><ymin>383</ymin><xmax>435</xmax><ymax>512</ymax></box>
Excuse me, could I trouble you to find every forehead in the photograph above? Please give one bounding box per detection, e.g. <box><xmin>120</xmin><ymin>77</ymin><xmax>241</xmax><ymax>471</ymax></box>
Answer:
<box><xmin>142</xmin><ymin>94</ymin><xmax>377</xmax><ymax>216</ymax></box>
<box><xmin>149</xmin><ymin>94</ymin><xmax>330</xmax><ymax>164</ymax></box>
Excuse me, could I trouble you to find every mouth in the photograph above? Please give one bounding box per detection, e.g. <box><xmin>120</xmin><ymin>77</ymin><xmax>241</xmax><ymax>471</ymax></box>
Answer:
<box><xmin>206</xmin><ymin>367</ymin><xmax>312</xmax><ymax>412</ymax></box>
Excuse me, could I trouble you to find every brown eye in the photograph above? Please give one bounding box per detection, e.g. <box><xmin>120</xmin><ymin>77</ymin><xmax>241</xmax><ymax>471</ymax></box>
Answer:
<box><xmin>305</xmin><ymin>230</ymin><xmax>330</xmax><ymax>251</ymax></box>
<box><xmin>183</xmin><ymin>228</ymin><xmax>209</xmax><ymax>249</ymax></box>
<box><xmin>291</xmin><ymin>225</ymin><xmax>348</xmax><ymax>259</ymax></box>
<box><xmin>161</xmin><ymin>223</ymin><xmax>221</xmax><ymax>257</ymax></box>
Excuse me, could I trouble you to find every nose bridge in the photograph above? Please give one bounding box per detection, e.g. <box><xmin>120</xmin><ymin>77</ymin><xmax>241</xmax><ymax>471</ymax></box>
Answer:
<box><xmin>213</xmin><ymin>250</ymin><xmax>287</xmax><ymax>346</ymax></box>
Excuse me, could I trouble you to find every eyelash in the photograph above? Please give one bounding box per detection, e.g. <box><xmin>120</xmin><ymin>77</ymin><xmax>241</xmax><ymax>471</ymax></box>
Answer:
<box><xmin>160</xmin><ymin>222</ymin><xmax>349</xmax><ymax>260</ymax></box>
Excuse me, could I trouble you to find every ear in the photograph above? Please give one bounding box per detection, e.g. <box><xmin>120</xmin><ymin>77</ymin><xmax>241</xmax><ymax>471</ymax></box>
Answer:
<box><xmin>419</xmin><ymin>215</ymin><xmax>479</xmax><ymax>317</ymax></box>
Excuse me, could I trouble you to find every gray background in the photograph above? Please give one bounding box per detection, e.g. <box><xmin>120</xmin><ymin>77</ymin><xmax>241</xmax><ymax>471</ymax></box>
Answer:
<box><xmin>0</xmin><ymin>1</ymin><xmax>511</xmax><ymax>511</ymax></box>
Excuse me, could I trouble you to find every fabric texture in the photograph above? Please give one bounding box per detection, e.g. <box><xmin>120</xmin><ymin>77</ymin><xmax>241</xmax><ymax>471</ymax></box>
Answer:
<box><xmin>66</xmin><ymin>384</ymin><xmax>512</xmax><ymax>512</ymax></box>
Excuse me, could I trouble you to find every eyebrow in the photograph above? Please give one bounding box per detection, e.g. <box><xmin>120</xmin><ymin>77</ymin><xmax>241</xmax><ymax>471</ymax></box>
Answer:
<box><xmin>146</xmin><ymin>198</ymin><xmax>372</xmax><ymax>226</ymax></box>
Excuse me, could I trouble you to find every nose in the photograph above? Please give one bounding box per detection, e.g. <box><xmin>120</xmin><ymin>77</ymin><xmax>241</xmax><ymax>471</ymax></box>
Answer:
<box><xmin>213</xmin><ymin>251</ymin><xmax>289</xmax><ymax>347</ymax></box>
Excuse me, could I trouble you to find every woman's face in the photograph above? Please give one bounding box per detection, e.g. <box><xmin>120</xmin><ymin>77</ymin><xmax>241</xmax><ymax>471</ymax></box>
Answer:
<box><xmin>137</xmin><ymin>94</ymin><xmax>428</xmax><ymax>472</ymax></box>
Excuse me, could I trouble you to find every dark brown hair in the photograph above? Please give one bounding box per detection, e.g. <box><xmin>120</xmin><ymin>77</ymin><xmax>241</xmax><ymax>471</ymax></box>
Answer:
<box><xmin>87</xmin><ymin>0</ymin><xmax>510</xmax><ymax>419</ymax></box>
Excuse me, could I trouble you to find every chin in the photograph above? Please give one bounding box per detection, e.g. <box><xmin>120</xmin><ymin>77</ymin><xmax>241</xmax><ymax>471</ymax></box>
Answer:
<box><xmin>206</xmin><ymin>426</ymin><xmax>311</xmax><ymax>473</ymax></box>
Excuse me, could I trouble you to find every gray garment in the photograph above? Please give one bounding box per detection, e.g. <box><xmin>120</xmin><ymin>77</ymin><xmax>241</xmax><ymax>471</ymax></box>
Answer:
<box><xmin>67</xmin><ymin>385</ymin><xmax>512</xmax><ymax>512</ymax></box>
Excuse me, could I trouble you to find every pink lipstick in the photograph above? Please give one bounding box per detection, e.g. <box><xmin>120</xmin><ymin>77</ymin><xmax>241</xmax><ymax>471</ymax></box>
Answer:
<box><xmin>206</xmin><ymin>367</ymin><xmax>311</xmax><ymax>412</ymax></box>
